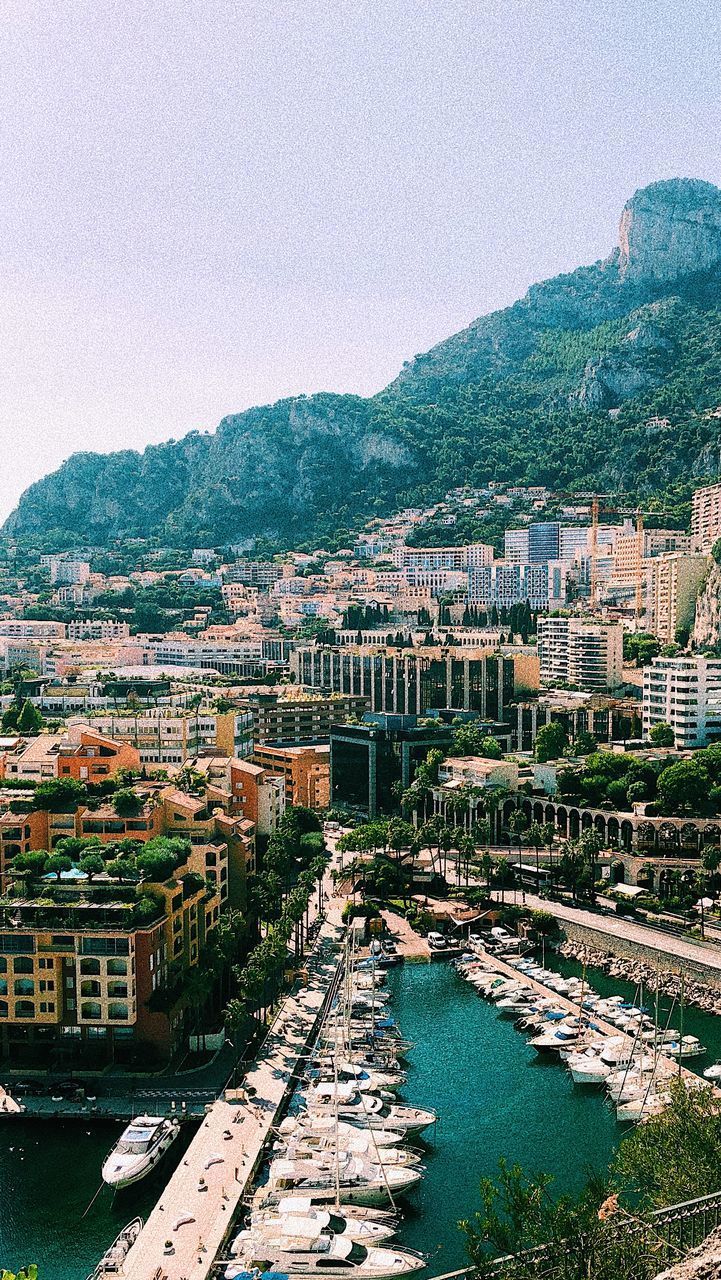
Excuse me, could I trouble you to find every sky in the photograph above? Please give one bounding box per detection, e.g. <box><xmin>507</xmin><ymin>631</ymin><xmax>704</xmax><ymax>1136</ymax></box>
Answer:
<box><xmin>0</xmin><ymin>0</ymin><xmax>720</xmax><ymax>522</ymax></box>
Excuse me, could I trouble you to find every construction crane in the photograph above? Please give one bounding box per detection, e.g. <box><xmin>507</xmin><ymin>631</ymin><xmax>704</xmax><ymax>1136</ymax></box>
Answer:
<box><xmin>588</xmin><ymin>495</ymin><xmax>679</xmax><ymax>619</ymax></box>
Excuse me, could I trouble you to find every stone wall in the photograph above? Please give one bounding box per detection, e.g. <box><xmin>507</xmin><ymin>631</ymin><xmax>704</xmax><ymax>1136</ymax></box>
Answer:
<box><xmin>559</xmin><ymin>918</ymin><xmax>721</xmax><ymax>993</ymax></box>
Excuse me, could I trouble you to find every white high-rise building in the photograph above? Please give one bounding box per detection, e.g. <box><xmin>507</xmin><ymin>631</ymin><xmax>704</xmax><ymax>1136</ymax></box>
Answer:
<box><xmin>643</xmin><ymin>655</ymin><xmax>721</xmax><ymax>748</ymax></box>
<box><xmin>692</xmin><ymin>482</ymin><xmax>721</xmax><ymax>553</ymax></box>
<box><xmin>537</xmin><ymin>617</ymin><xmax>624</xmax><ymax>692</ymax></box>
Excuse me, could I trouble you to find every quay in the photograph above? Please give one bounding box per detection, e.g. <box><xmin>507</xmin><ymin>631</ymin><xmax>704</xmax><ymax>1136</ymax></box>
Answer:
<box><xmin>470</xmin><ymin>944</ymin><xmax>715</xmax><ymax>1092</ymax></box>
<box><xmin>116</xmin><ymin>909</ymin><xmax>345</xmax><ymax>1280</ymax></box>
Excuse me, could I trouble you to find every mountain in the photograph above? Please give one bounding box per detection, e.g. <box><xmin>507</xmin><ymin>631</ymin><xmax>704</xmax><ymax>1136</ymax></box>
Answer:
<box><xmin>8</xmin><ymin>177</ymin><xmax>721</xmax><ymax>550</ymax></box>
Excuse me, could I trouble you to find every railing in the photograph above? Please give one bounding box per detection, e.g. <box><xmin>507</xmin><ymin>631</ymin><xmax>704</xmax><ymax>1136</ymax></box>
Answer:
<box><xmin>426</xmin><ymin>1189</ymin><xmax>721</xmax><ymax>1280</ymax></box>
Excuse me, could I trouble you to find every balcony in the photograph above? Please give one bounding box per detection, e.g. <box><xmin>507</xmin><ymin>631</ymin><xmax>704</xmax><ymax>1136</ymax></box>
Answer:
<box><xmin>81</xmin><ymin>1002</ymin><xmax>102</xmax><ymax>1020</ymax></box>
<box><xmin>14</xmin><ymin>979</ymin><xmax>34</xmax><ymax>996</ymax></box>
<box><xmin>81</xmin><ymin>980</ymin><xmax>102</xmax><ymax>998</ymax></box>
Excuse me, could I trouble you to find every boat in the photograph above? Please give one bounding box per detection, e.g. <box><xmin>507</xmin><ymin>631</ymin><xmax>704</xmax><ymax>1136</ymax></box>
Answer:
<box><xmin>703</xmin><ymin>1060</ymin><xmax>721</xmax><ymax>1080</ymax></box>
<box><xmin>282</xmin><ymin>1136</ymin><xmax>422</xmax><ymax>1167</ymax></box>
<box><xmin>567</xmin><ymin>1050</ymin><xmax>610</xmax><ymax>1086</ymax></box>
<box><xmin>265</xmin><ymin>1154</ymin><xmax>424</xmax><ymax>1206</ymax></box>
<box><xmin>101</xmin><ymin>1115</ymin><xmax>181</xmax><ymax>1189</ymax></box>
<box><xmin>249</xmin><ymin>1201</ymin><xmax>398</xmax><ymax>1244</ymax></box>
<box><xmin>308</xmin><ymin>1063</ymin><xmax>405</xmax><ymax>1093</ymax></box>
<box><xmin>664</xmin><ymin>1036</ymin><xmax>706</xmax><ymax>1060</ymax></box>
<box><xmin>225</xmin><ymin>1232</ymin><xmax>425</xmax><ymax>1279</ymax></box>
<box><xmin>304</xmin><ymin>1084</ymin><xmax>436</xmax><ymax>1135</ymax></box>
<box><xmin>277</xmin><ymin>1116</ymin><xmax>404</xmax><ymax>1148</ymax></box>
<box><xmin>85</xmin><ymin>1218</ymin><xmax>143</xmax><ymax>1280</ymax></box>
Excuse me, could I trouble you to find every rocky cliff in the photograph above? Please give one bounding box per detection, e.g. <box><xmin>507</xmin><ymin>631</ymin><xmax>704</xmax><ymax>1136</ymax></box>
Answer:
<box><xmin>693</xmin><ymin>560</ymin><xmax>721</xmax><ymax>649</ymax></box>
<box><xmin>8</xmin><ymin>177</ymin><xmax>721</xmax><ymax>548</ymax></box>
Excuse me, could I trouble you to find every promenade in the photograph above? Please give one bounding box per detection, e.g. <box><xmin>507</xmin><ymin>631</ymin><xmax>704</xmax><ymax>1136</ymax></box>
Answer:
<box><xmin>120</xmin><ymin>906</ymin><xmax>344</xmax><ymax>1280</ymax></box>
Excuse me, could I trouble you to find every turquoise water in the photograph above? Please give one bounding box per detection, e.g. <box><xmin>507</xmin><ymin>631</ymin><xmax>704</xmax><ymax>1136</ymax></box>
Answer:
<box><xmin>388</xmin><ymin>961</ymin><xmax>619</xmax><ymax>1273</ymax></box>
<box><xmin>0</xmin><ymin>1119</ymin><xmax>195</xmax><ymax>1280</ymax></box>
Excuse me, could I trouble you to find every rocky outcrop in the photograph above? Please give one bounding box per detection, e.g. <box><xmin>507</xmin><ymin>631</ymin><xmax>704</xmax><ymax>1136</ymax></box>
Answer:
<box><xmin>619</xmin><ymin>179</ymin><xmax>721</xmax><ymax>282</ymax></box>
<box><xmin>654</xmin><ymin>1226</ymin><xmax>721</xmax><ymax>1280</ymax></box>
<box><xmin>693</xmin><ymin>561</ymin><xmax>721</xmax><ymax>649</ymax></box>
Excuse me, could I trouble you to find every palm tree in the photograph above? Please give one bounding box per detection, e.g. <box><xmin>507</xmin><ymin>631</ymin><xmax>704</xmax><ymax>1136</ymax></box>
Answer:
<box><xmin>526</xmin><ymin>822</ymin><xmax>546</xmax><ymax>894</ymax></box>
<box><xmin>507</xmin><ymin>810</ymin><xmax>530</xmax><ymax>899</ymax></box>
<box><xmin>542</xmin><ymin>822</ymin><xmax>556</xmax><ymax>891</ymax></box>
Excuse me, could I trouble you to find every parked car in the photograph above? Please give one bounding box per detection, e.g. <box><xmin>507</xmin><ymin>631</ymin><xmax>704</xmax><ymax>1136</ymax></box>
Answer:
<box><xmin>427</xmin><ymin>931</ymin><xmax>447</xmax><ymax>950</ymax></box>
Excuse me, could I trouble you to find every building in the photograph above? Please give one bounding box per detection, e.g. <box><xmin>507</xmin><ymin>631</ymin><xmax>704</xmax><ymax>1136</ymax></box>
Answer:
<box><xmin>252</xmin><ymin>744</ymin><xmax>330</xmax><ymax>810</ymax></box>
<box><xmin>504</xmin><ymin>529</ymin><xmax>529</xmax><ymax>563</ymax></box>
<box><xmin>643</xmin><ymin>655</ymin><xmax>721</xmax><ymax>748</ymax></box>
<box><xmin>43</xmin><ymin>557</ymin><xmax>91</xmax><ymax>585</ymax></box>
<box><xmin>528</xmin><ymin>522</ymin><xmax>560</xmax><ymax>563</ymax></box>
<box><xmin>248</xmin><ymin>692</ymin><xmax>370</xmax><ymax>745</ymax></box>
<box><xmin>511</xmin><ymin>693</ymin><xmax>642</xmax><ymax>752</ymax></box>
<box><xmin>467</xmin><ymin>562</ymin><xmax>567</xmax><ymax>609</ymax></box>
<box><xmin>330</xmin><ymin>714</ymin><xmax>454</xmax><ymax>817</ymax></box>
<box><xmin>67</xmin><ymin>620</ymin><xmax>131</xmax><ymax>641</ymax></box>
<box><xmin>537</xmin><ymin>617</ymin><xmax>623</xmax><ymax>692</ymax></box>
<box><xmin>144</xmin><ymin>636</ymin><xmax>289</xmax><ymax>677</ymax></box>
<box><xmin>0</xmin><ymin>620</ymin><xmax>67</xmax><ymax>639</ymax></box>
<box><xmin>611</xmin><ymin>524</ymin><xmax>692</xmax><ymax>587</ymax></box>
<box><xmin>431</xmin><ymin>756</ymin><xmax>519</xmax><ymax>825</ymax></box>
<box><xmin>292</xmin><ymin>645</ymin><xmax>532</xmax><ymax>720</ymax></box>
<box><xmin>223</xmin><ymin>561</ymin><xmax>282</xmax><ymax>587</ymax></box>
<box><xmin>0</xmin><ymin>839</ymin><xmax>225</xmax><ymax>1065</ymax></box>
<box><xmin>645</xmin><ymin>552</ymin><xmax>709</xmax><ymax>643</ymax></box>
<box><xmin>692</xmin><ymin>482</ymin><xmax>721</xmax><ymax>553</ymax></box>
<box><xmin>66</xmin><ymin>709</ymin><xmax>253</xmax><ymax>768</ymax></box>
<box><xmin>395</xmin><ymin>545</ymin><xmax>494</xmax><ymax>572</ymax></box>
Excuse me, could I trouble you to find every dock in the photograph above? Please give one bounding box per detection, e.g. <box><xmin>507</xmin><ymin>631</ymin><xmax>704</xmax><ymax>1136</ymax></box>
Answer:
<box><xmin>469</xmin><ymin>945</ymin><xmax>713</xmax><ymax>1092</ymax></box>
<box><xmin>118</xmin><ymin>909</ymin><xmax>345</xmax><ymax>1280</ymax></box>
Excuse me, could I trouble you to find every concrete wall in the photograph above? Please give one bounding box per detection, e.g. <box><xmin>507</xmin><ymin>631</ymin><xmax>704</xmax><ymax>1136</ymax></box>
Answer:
<box><xmin>559</xmin><ymin>918</ymin><xmax>721</xmax><ymax>992</ymax></box>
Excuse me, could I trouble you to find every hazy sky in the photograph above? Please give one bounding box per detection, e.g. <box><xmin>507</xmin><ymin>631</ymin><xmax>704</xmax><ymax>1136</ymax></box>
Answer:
<box><xmin>1</xmin><ymin>0</ymin><xmax>720</xmax><ymax>522</ymax></box>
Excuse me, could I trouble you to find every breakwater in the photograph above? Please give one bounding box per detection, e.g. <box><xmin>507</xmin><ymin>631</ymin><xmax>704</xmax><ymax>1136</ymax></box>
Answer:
<box><xmin>559</xmin><ymin>940</ymin><xmax>721</xmax><ymax>1015</ymax></box>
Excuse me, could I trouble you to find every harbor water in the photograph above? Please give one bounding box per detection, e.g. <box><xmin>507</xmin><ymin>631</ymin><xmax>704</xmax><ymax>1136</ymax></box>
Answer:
<box><xmin>0</xmin><ymin>955</ymin><xmax>666</xmax><ymax>1279</ymax></box>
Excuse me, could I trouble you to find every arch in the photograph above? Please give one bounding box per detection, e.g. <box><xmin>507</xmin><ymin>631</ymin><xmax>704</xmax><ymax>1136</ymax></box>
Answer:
<box><xmin>555</xmin><ymin>806</ymin><xmax>568</xmax><ymax>836</ymax></box>
<box><xmin>533</xmin><ymin>802</ymin><xmax>544</xmax><ymax>824</ymax></box>
<box><xmin>594</xmin><ymin>814</ymin><xmax>607</xmax><ymax>838</ymax></box>
<box><xmin>569</xmin><ymin>809</ymin><xmax>580</xmax><ymax>839</ymax></box>
<box><xmin>545</xmin><ymin>804</ymin><xmax>556</xmax><ymax>825</ymax></box>
<box><xmin>607</xmin><ymin>817</ymin><xmax>620</xmax><ymax>849</ymax></box>
<box><xmin>620</xmin><ymin>820</ymin><xmax>633</xmax><ymax>851</ymax></box>
<box><xmin>636</xmin><ymin>822</ymin><xmax>656</xmax><ymax>851</ymax></box>
<box><xmin>659</xmin><ymin>823</ymin><xmax>680</xmax><ymax>853</ymax></box>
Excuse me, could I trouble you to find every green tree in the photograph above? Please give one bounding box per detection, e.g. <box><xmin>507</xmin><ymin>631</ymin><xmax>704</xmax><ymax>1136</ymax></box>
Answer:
<box><xmin>649</xmin><ymin>721</ymin><xmax>675</xmax><ymax>747</ymax></box>
<box><xmin>657</xmin><ymin>759</ymin><xmax>711</xmax><ymax>815</ymax></box>
<box><xmin>33</xmin><ymin>777</ymin><xmax>88</xmax><ymax>812</ymax></box>
<box><xmin>79</xmin><ymin>852</ymin><xmax>105</xmax><ymax>881</ymax></box>
<box><xmin>45</xmin><ymin>853</ymin><xmax>72</xmax><ymax>881</ymax></box>
<box><xmin>534</xmin><ymin>722</ymin><xmax>568</xmax><ymax>763</ymax></box>
<box><xmin>12</xmin><ymin>850</ymin><xmax>49</xmax><ymax>882</ymax></box>
<box><xmin>112</xmin><ymin>789</ymin><xmax>144</xmax><ymax>817</ymax></box>
<box><xmin>16</xmin><ymin>700</ymin><xmax>43</xmax><ymax>734</ymax></box>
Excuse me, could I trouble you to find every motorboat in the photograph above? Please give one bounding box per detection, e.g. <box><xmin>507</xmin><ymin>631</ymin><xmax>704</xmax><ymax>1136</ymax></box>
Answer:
<box><xmin>567</xmin><ymin>1050</ymin><xmax>611</xmax><ymax>1086</ymax></box>
<box><xmin>277</xmin><ymin>1116</ymin><xmax>404</xmax><ymax>1148</ymax></box>
<box><xmin>243</xmin><ymin>1207</ymin><xmax>398</xmax><ymax>1245</ymax></box>
<box><xmin>282</xmin><ymin>1137</ymin><xmax>422</xmax><ymax>1168</ymax></box>
<box><xmin>308</xmin><ymin>1063</ymin><xmax>405</xmax><ymax>1094</ymax></box>
<box><xmin>304</xmin><ymin>1084</ymin><xmax>436</xmax><ymax>1135</ymax></box>
<box><xmin>225</xmin><ymin>1231</ymin><xmax>425</xmax><ymax>1279</ymax></box>
<box><xmin>101</xmin><ymin>1114</ymin><xmax>181</xmax><ymax>1189</ymax></box>
<box><xmin>664</xmin><ymin>1036</ymin><xmax>706</xmax><ymax>1060</ymax></box>
<box><xmin>704</xmin><ymin>1060</ymin><xmax>721</xmax><ymax>1080</ymax></box>
<box><xmin>265</xmin><ymin>1155</ymin><xmax>424</xmax><ymax>1206</ymax></box>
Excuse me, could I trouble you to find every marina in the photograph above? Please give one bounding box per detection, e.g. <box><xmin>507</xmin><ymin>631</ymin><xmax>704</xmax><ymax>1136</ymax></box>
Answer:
<box><xmin>7</xmin><ymin>928</ymin><xmax>721</xmax><ymax>1279</ymax></box>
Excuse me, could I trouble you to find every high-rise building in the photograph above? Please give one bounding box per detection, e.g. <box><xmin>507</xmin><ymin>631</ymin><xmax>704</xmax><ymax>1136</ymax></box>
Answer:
<box><xmin>528</xmin><ymin>522</ymin><xmax>560</xmax><ymax>563</ymax></box>
<box><xmin>537</xmin><ymin>617</ymin><xmax>624</xmax><ymax>692</ymax></box>
<box><xmin>467</xmin><ymin>562</ymin><xmax>567</xmax><ymax>609</ymax></box>
<box><xmin>643</xmin><ymin>655</ymin><xmax>721</xmax><ymax>747</ymax></box>
<box><xmin>645</xmin><ymin>552</ymin><xmax>709</xmax><ymax>643</ymax></box>
<box><xmin>692</xmin><ymin>482</ymin><xmax>721</xmax><ymax>553</ymax></box>
<box><xmin>504</xmin><ymin>529</ymin><xmax>530</xmax><ymax>563</ymax></box>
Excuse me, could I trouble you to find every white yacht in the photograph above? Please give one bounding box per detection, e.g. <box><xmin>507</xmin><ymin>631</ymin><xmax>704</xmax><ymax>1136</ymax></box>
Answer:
<box><xmin>101</xmin><ymin>1114</ymin><xmax>181</xmax><ymax>1189</ymax></box>
<box><xmin>278</xmin><ymin>1115</ymin><xmax>404</xmax><ymax>1148</ymax></box>
<box><xmin>249</xmin><ymin>1201</ymin><xmax>398</xmax><ymax>1244</ymax></box>
<box><xmin>305</xmin><ymin>1083</ymin><xmax>436</xmax><ymax>1135</ymax></box>
<box><xmin>266</xmin><ymin>1155</ymin><xmax>423</xmax><ymax>1206</ymax></box>
<box><xmin>225</xmin><ymin>1232</ymin><xmax>425</xmax><ymax>1280</ymax></box>
<box><xmin>567</xmin><ymin>1050</ymin><xmax>610</xmax><ymax>1085</ymax></box>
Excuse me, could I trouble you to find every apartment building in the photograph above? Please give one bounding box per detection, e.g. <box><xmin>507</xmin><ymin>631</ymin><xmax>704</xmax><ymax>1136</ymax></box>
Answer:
<box><xmin>247</xmin><ymin>692</ymin><xmax>370</xmax><ymax>745</ymax></box>
<box><xmin>222</xmin><ymin>561</ymin><xmax>282</xmax><ymax>587</ymax></box>
<box><xmin>511</xmin><ymin>693</ymin><xmax>642</xmax><ymax>752</ymax></box>
<box><xmin>611</xmin><ymin>525</ymin><xmax>692</xmax><ymax>586</ymax></box>
<box><xmin>43</xmin><ymin>557</ymin><xmax>91</xmax><ymax>585</ymax></box>
<box><xmin>145</xmin><ymin>636</ymin><xmax>289</xmax><ymax>677</ymax></box>
<box><xmin>537</xmin><ymin>617</ymin><xmax>624</xmax><ymax>692</ymax></box>
<box><xmin>645</xmin><ymin>552</ymin><xmax>709</xmax><ymax>643</ymax></box>
<box><xmin>691</xmin><ymin>482</ymin><xmax>721</xmax><ymax>553</ymax></box>
<box><xmin>467</xmin><ymin>562</ymin><xmax>567</xmax><ymax>609</ymax></box>
<box><xmin>66</xmin><ymin>709</ymin><xmax>253</xmax><ymax>767</ymax></box>
<box><xmin>0</xmin><ymin>620</ymin><xmax>66</xmax><ymax>639</ymax></box>
<box><xmin>252</xmin><ymin>744</ymin><xmax>330</xmax><ymax>810</ymax></box>
<box><xmin>293</xmin><ymin>644</ymin><xmax>537</xmax><ymax>720</ymax></box>
<box><xmin>0</xmin><ymin>840</ymin><xmax>225</xmax><ymax>1064</ymax></box>
<box><xmin>67</xmin><ymin>620</ymin><xmax>131</xmax><ymax>641</ymax></box>
<box><xmin>643</xmin><ymin>655</ymin><xmax>721</xmax><ymax>748</ymax></box>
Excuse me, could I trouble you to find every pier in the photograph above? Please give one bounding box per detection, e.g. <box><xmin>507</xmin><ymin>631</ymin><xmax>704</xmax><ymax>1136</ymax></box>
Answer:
<box><xmin>116</xmin><ymin>908</ymin><xmax>345</xmax><ymax>1280</ymax></box>
<box><xmin>469</xmin><ymin>945</ymin><xmax>715</xmax><ymax>1093</ymax></box>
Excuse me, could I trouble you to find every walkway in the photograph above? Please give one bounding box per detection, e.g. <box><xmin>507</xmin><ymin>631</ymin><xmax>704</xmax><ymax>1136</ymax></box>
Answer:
<box><xmin>501</xmin><ymin>889</ymin><xmax>721</xmax><ymax>974</ymax></box>
<box><xmin>121</xmin><ymin>907</ymin><xmax>345</xmax><ymax>1280</ymax></box>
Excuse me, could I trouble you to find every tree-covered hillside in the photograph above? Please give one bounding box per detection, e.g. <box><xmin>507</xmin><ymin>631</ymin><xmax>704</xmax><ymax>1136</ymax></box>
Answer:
<box><xmin>7</xmin><ymin>179</ymin><xmax>721</xmax><ymax>551</ymax></box>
